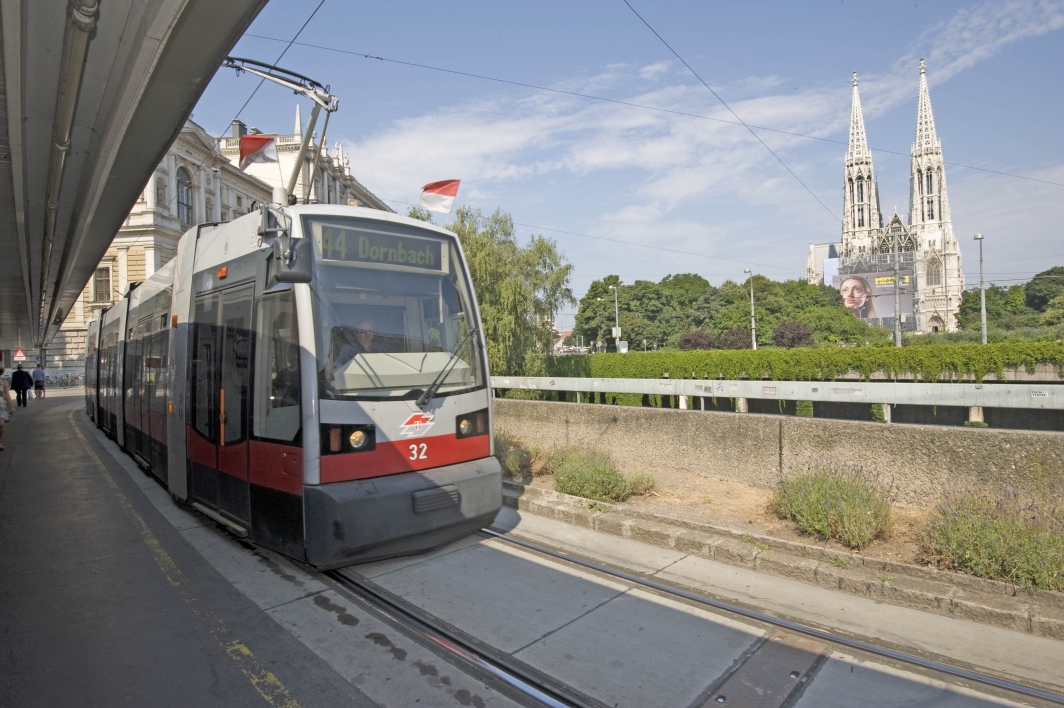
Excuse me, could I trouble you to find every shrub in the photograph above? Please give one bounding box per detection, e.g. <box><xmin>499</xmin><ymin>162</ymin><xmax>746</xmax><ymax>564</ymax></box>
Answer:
<box><xmin>718</xmin><ymin>327</ymin><xmax>752</xmax><ymax>350</ymax></box>
<box><xmin>963</xmin><ymin>420</ymin><xmax>989</xmax><ymax>428</ymax></box>
<box><xmin>922</xmin><ymin>490</ymin><xmax>1064</xmax><ymax>591</ymax></box>
<box><xmin>547</xmin><ymin>448</ymin><xmax>631</xmax><ymax>502</ymax></box>
<box><xmin>773</xmin><ymin>320</ymin><xmax>814</xmax><ymax>348</ymax></box>
<box><xmin>678</xmin><ymin>330</ymin><xmax>715</xmax><ymax>350</ymax></box>
<box><xmin>494</xmin><ymin>430</ymin><xmax>546</xmax><ymax>481</ymax></box>
<box><xmin>795</xmin><ymin>400</ymin><xmax>814</xmax><ymax>418</ymax></box>
<box><xmin>871</xmin><ymin>403</ymin><xmax>887</xmax><ymax>423</ymax></box>
<box><xmin>774</xmin><ymin>467</ymin><xmax>893</xmax><ymax>550</ymax></box>
<box><xmin>626</xmin><ymin>471</ymin><xmax>657</xmax><ymax>496</ymax></box>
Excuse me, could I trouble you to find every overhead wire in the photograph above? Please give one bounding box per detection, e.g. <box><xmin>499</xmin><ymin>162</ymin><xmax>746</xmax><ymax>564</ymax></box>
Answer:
<box><xmin>378</xmin><ymin>196</ymin><xmax>801</xmax><ymax>273</ymax></box>
<box><xmin>242</xmin><ymin>33</ymin><xmax>1064</xmax><ymax>190</ymax></box>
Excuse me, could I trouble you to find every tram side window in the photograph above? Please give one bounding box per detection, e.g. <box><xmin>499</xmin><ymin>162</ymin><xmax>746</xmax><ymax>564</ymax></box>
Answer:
<box><xmin>253</xmin><ymin>292</ymin><xmax>301</xmax><ymax>442</ymax></box>
<box><xmin>191</xmin><ymin>297</ymin><xmax>218</xmax><ymax>441</ymax></box>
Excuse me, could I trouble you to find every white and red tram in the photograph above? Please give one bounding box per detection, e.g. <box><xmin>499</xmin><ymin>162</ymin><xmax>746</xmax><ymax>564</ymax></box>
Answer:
<box><xmin>85</xmin><ymin>204</ymin><xmax>502</xmax><ymax>568</ymax></box>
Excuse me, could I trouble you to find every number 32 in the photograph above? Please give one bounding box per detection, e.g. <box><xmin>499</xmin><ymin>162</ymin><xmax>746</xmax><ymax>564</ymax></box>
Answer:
<box><xmin>408</xmin><ymin>443</ymin><xmax>427</xmax><ymax>461</ymax></box>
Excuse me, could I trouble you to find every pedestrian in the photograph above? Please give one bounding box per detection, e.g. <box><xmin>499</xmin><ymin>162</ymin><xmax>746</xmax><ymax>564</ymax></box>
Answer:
<box><xmin>11</xmin><ymin>363</ymin><xmax>32</xmax><ymax>407</ymax></box>
<box><xmin>0</xmin><ymin>368</ymin><xmax>13</xmax><ymax>450</ymax></box>
<box><xmin>32</xmin><ymin>363</ymin><xmax>46</xmax><ymax>398</ymax></box>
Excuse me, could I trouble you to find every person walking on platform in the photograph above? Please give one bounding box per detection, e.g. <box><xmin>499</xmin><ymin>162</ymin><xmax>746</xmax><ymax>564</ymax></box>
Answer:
<box><xmin>32</xmin><ymin>364</ymin><xmax>46</xmax><ymax>398</ymax></box>
<box><xmin>11</xmin><ymin>363</ymin><xmax>32</xmax><ymax>407</ymax></box>
<box><xmin>0</xmin><ymin>368</ymin><xmax>13</xmax><ymax>450</ymax></box>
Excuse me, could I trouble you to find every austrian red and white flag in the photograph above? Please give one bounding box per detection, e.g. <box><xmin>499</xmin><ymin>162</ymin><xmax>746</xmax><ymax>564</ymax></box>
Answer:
<box><xmin>238</xmin><ymin>135</ymin><xmax>278</xmax><ymax>170</ymax></box>
<box><xmin>419</xmin><ymin>179</ymin><xmax>460</xmax><ymax>214</ymax></box>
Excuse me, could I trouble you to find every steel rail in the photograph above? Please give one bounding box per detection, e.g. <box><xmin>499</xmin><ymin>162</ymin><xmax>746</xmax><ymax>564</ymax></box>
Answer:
<box><xmin>482</xmin><ymin>529</ymin><xmax>1064</xmax><ymax>706</ymax></box>
<box><xmin>325</xmin><ymin>570</ymin><xmax>590</xmax><ymax>708</ymax></box>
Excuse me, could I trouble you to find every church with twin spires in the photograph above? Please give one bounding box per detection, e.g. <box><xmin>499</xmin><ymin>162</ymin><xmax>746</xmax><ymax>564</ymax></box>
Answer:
<box><xmin>806</xmin><ymin>60</ymin><xmax>965</xmax><ymax>333</ymax></box>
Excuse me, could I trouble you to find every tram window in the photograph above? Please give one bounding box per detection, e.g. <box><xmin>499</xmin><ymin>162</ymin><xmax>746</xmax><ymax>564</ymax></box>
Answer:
<box><xmin>221</xmin><ymin>288</ymin><xmax>252</xmax><ymax>446</ymax></box>
<box><xmin>254</xmin><ymin>292</ymin><xmax>301</xmax><ymax>442</ymax></box>
<box><xmin>191</xmin><ymin>297</ymin><xmax>218</xmax><ymax>441</ymax></box>
<box><xmin>305</xmin><ymin>215</ymin><xmax>484</xmax><ymax>400</ymax></box>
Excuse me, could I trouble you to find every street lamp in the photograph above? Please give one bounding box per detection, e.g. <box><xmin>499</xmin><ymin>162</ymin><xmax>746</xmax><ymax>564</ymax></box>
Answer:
<box><xmin>608</xmin><ymin>285</ymin><xmax>620</xmax><ymax>350</ymax></box>
<box><xmin>744</xmin><ymin>268</ymin><xmax>756</xmax><ymax>350</ymax></box>
<box><xmin>975</xmin><ymin>233</ymin><xmax>986</xmax><ymax>345</ymax></box>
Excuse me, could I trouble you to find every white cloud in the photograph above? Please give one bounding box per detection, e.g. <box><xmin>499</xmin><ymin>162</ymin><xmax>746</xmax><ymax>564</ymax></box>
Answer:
<box><xmin>344</xmin><ymin>0</ymin><xmax>1064</xmax><ymax>282</ymax></box>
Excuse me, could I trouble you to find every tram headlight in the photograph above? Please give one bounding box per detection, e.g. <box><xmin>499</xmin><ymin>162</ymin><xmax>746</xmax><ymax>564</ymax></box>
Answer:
<box><xmin>349</xmin><ymin>429</ymin><xmax>368</xmax><ymax>450</ymax></box>
<box><xmin>455</xmin><ymin>409</ymin><xmax>489</xmax><ymax>439</ymax></box>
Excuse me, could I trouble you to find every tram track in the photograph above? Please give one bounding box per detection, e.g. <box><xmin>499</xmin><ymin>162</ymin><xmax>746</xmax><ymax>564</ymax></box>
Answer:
<box><xmin>330</xmin><ymin>528</ymin><xmax>1064</xmax><ymax>708</ymax></box>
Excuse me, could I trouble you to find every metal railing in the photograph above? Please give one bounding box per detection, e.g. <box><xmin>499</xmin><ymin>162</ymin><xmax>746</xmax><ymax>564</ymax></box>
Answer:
<box><xmin>491</xmin><ymin>376</ymin><xmax>1063</xmax><ymax>410</ymax></box>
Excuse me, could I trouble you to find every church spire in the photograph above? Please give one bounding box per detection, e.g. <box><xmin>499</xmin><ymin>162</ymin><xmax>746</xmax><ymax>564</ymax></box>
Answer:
<box><xmin>847</xmin><ymin>72</ymin><xmax>870</xmax><ymax>160</ymax></box>
<box><xmin>841</xmin><ymin>71</ymin><xmax>881</xmax><ymax>254</ymax></box>
<box><xmin>913</xmin><ymin>58</ymin><xmax>939</xmax><ymax>155</ymax></box>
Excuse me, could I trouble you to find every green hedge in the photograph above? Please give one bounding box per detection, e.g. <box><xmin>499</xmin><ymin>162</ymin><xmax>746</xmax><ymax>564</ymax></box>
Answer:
<box><xmin>540</xmin><ymin>342</ymin><xmax>1064</xmax><ymax>383</ymax></box>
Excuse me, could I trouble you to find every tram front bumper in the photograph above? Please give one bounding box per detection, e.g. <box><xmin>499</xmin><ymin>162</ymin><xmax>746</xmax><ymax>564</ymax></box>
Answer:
<box><xmin>304</xmin><ymin>456</ymin><xmax>502</xmax><ymax>569</ymax></box>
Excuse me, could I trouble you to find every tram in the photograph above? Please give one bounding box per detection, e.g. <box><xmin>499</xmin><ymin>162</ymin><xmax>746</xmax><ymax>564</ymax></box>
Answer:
<box><xmin>85</xmin><ymin>203</ymin><xmax>502</xmax><ymax>568</ymax></box>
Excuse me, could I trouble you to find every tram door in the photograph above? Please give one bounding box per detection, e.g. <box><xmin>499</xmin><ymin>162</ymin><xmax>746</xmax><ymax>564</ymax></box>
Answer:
<box><xmin>188</xmin><ymin>286</ymin><xmax>253</xmax><ymax>528</ymax></box>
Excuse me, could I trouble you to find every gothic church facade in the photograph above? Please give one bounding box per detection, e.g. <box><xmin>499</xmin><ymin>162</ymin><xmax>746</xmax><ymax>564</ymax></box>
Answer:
<box><xmin>807</xmin><ymin>60</ymin><xmax>964</xmax><ymax>332</ymax></box>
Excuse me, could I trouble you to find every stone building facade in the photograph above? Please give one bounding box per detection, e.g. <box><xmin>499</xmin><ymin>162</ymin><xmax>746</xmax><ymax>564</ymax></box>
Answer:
<box><xmin>806</xmin><ymin>61</ymin><xmax>965</xmax><ymax>332</ymax></box>
<box><xmin>47</xmin><ymin>109</ymin><xmax>390</xmax><ymax>372</ymax></box>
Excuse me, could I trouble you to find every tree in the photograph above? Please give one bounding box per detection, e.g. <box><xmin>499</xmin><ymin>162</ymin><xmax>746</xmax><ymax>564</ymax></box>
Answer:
<box><xmin>406</xmin><ymin>206</ymin><xmax>433</xmax><ymax>222</ymax></box>
<box><xmin>1025</xmin><ymin>266</ymin><xmax>1064</xmax><ymax>311</ymax></box>
<box><xmin>1042</xmin><ymin>293</ymin><xmax>1064</xmax><ymax>326</ymax></box>
<box><xmin>718</xmin><ymin>327</ymin><xmax>752</xmax><ymax>349</ymax></box>
<box><xmin>446</xmin><ymin>206</ymin><xmax>574</xmax><ymax>375</ymax></box>
<box><xmin>772</xmin><ymin>321</ymin><xmax>814</xmax><ymax>348</ymax></box>
<box><xmin>678</xmin><ymin>330</ymin><xmax>714</xmax><ymax>350</ymax></box>
<box><xmin>795</xmin><ymin>307</ymin><xmax>872</xmax><ymax>344</ymax></box>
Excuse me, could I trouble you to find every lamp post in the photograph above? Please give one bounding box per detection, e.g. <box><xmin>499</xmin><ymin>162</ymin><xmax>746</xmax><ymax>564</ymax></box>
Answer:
<box><xmin>744</xmin><ymin>268</ymin><xmax>756</xmax><ymax>350</ymax></box>
<box><xmin>975</xmin><ymin>233</ymin><xmax>986</xmax><ymax>345</ymax></box>
<box><xmin>608</xmin><ymin>285</ymin><xmax>620</xmax><ymax>350</ymax></box>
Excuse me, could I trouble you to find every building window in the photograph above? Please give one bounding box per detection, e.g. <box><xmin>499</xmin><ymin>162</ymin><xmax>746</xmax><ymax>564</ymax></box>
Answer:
<box><xmin>926</xmin><ymin>171</ymin><xmax>933</xmax><ymax>195</ymax></box>
<box><xmin>857</xmin><ymin>206</ymin><xmax>864</xmax><ymax>227</ymax></box>
<box><xmin>926</xmin><ymin>258</ymin><xmax>942</xmax><ymax>286</ymax></box>
<box><xmin>856</xmin><ymin>178</ymin><xmax>864</xmax><ymax>204</ymax></box>
<box><xmin>177</xmin><ymin>167</ymin><xmax>194</xmax><ymax>224</ymax></box>
<box><xmin>236</xmin><ymin>194</ymin><xmax>243</xmax><ymax>209</ymax></box>
<box><xmin>926</xmin><ymin>198</ymin><xmax>934</xmax><ymax>220</ymax></box>
<box><xmin>205</xmin><ymin>198</ymin><xmax>214</xmax><ymax>222</ymax></box>
<box><xmin>156</xmin><ymin>178</ymin><xmax>166</xmax><ymax>208</ymax></box>
<box><xmin>221</xmin><ymin>208</ymin><xmax>229</xmax><ymax>222</ymax></box>
<box><xmin>917</xmin><ymin>169</ymin><xmax>923</xmax><ymax>195</ymax></box>
<box><xmin>93</xmin><ymin>267</ymin><xmax>111</xmax><ymax>302</ymax></box>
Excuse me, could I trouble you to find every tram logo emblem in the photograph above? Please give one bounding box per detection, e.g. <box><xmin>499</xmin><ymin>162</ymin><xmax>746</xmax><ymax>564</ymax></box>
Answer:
<box><xmin>399</xmin><ymin>412</ymin><xmax>435</xmax><ymax>438</ymax></box>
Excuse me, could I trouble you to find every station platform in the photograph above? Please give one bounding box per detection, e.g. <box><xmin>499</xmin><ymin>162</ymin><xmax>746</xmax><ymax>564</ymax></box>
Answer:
<box><xmin>0</xmin><ymin>392</ymin><xmax>375</xmax><ymax>707</ymax></box>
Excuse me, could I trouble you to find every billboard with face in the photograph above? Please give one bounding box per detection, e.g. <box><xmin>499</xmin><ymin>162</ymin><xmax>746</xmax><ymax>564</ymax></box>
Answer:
<box><xmin>831</xmin><ymin>270</ymin><xmax>914</xmax><ymax>322</ymax></box>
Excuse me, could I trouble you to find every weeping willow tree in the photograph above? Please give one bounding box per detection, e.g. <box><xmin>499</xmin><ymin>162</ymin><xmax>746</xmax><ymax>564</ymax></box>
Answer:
<box><xmin>411</xmin><ymin>206</ymin><xmax>573</xmax><ymax>376</ymax></box>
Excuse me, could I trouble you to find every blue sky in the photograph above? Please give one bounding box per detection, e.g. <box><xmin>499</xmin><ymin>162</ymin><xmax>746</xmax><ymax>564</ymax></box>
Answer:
<box><xmin>193</xmin><ymin>0</ymin><xmax>1064</xmax><ymax>330</ymax></box>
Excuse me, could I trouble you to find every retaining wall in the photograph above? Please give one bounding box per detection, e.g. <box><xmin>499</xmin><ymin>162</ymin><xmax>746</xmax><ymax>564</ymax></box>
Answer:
<box><xmin>493</xmin><ymin>399</ymin><xmax>1064</xmax><ymax>508</ymax></box>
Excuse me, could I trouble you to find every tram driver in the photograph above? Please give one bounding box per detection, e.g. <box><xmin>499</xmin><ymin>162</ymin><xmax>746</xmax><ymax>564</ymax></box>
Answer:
<box><xmin>334</xmin><ymin>318</ymin><xmax>386</xmax><ymax>371</ymax></box>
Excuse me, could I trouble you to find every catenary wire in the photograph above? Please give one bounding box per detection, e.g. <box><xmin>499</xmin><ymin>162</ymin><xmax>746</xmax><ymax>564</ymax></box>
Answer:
<box><xmin>379</xmin><ymin>196</ymin><xmax>801</xmax><ymax>273</ymax></box>
<box><xmin>620</xmin><ymin>0</ymin><xmax>840</xmax><ymax>222</ymax></box>
<box><xmin>114</xmin><ymin>1</ymin><xmax>331</xmax><ymax>262</ymax></box>
<box><xmin>241</xmin><ymin>34</ymin><xmax>1064</xmax><ymax>189</ymax></box>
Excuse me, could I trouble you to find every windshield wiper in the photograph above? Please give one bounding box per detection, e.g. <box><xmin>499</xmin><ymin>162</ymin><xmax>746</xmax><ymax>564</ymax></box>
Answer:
<box><xmin>415</xmin><ymin>327</ymin><xmax>480</xmax><ymax>410</ymax></box>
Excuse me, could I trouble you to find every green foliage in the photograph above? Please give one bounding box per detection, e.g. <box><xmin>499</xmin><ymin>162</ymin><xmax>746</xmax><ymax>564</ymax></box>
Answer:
<box><xmin>795</xmin><ymin>400</ymin><xmax>814</xmax><ymax>417</ymax></box>
<box><xmin>957</xmin><ymin>285</ymin><xmax>1040</xmax><ymax>331</ymax></box>
<box><xmin>1024</xmin><ymin>266</ymin><xmax>1064</xmax><ymax>311</ymax></box>
<box><xmin>922</xmin><ymin>491</ymin><xmax>1064</xmax><ymax>591</ymax></box>
<box><xmin>1041</xmin><ymin>293</ymin><xmax>1064</xmax><ymax>326</ymax></box>
<box><xmin>626</xmin><ymin>471</ymin><xmax>658</xmax><ymax>497</ymax></box>
<box><xmin>548</xmin><ymin>448</ymin><xmax>631</xmax><ymax>502</ymax></box>
<box><xmin>795</xmin><ymin>306</ymin><xmax>878</xmax><ymax>345</ymax></box>
<box><xmin>406</xmin><ymin>206</ymin><xmax>434</xmax><ymax>222</ymax></box>
<box><xmin>871</xmin><ymin>403</ymin><xmax>887</xmax><ymax>423</ymax></box>
<box><xmin>541</xmin><ymin>341</ymin><xmax>1064</xmax><ymax>383</ymax></box>
<box><xmin>572</xmin><ymin>273</ymin><xmax>861</xmax><ymax>350</ymax></box>
<box><xmin>448</xmin><ymin>207</ymin><xmax>574</xmax><ymax>376</ymax></box>
<box><xmin>963</xmin><ymin>420</ymin><xmax>989</xmax><ymax>428</ymax></box>
<box><xmin>774</xmin><ymin>468</ymin><xmax>894</xmax><ymax>550</ymax></box>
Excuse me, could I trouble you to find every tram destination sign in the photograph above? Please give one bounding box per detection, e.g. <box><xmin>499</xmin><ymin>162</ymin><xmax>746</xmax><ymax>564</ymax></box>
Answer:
<box><xmin>317</xmin><ymin>224</ymin><xmax>443</xmax><ymax>271</ymax></box>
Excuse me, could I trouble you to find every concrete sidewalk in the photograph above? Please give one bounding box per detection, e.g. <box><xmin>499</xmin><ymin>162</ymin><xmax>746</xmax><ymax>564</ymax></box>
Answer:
<box><xmin>0</xmin><ymin>398</ymin><xmax>375</xmax><ymax>707</ymax></box>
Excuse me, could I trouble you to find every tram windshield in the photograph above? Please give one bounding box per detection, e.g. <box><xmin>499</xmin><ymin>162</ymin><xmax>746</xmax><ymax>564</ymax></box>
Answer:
<box><xmin>303</xmin><ymin>215</ymin><xmax>485</xmax><ymax>400</ymax></box>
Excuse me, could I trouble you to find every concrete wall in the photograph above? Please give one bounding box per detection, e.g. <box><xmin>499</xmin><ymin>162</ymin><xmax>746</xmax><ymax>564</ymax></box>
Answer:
<box><xmin>493</xmin><ymin>399</ymin><xmax>1064</xmax><ymax>508</ymax></box>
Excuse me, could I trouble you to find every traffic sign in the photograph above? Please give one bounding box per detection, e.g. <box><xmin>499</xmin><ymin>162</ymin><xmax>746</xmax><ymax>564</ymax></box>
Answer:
<box><xmin>13</xmin><ymin>349</ymin><xmax>26</xmax><ymax>361</ymax></box>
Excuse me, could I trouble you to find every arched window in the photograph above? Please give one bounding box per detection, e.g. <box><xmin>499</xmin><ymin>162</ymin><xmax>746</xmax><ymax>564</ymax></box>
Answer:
<box><xmin>926</xmin><ymin>198</ymin><xmax>934</xmax><ymax>221</ymax></box>
<box><xmin>926</xmin><ymin>257</ymin><xmax>942</xmax><ymax>286</ymax></box>
<box><xmin>857</xmin><ymin>206</ymin><xmax>865</xmax><ymax>227</ymax></box>
<box><xmin>926</xmin><ymin>171</ymin><xmax>933</xmax><ymax>195</ymax></box>
<box><xmin>177</xmin><ymin>167</ymin><xmax>194</xmax><ymax>224</ymax></box>
<box><xmin>917</xmin><ymin>169</ymin><xmax>923</xmax><ymax>195</ymax></box>
<box><xmin>856</xmin><ymin>178</ymin><xmax>864</xmax><ymax>204</ymax></box>
<box><xmin>848</xmin><ymin>179</ymin><xmax>854</xmax><ymax>228</ymax></box>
